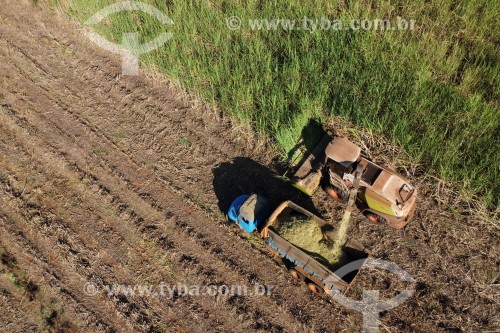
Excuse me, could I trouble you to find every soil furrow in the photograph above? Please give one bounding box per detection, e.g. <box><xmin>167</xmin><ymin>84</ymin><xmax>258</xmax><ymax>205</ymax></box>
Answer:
<box><xmin>0</xmin><ymin>173</ymin><xmax>163</xmax><ymax>333</ymax></box>
<box><xmin>0</xmin><ymin>213</ymin><xmax>116</xmax><ymax>333</ymax></box>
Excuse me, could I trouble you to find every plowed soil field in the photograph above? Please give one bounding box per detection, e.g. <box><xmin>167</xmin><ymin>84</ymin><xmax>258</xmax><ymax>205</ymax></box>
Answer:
<box><xmin>0</xmin><ymin>2</ymin><xmax>497</xmax><ymax>332</ymax></box>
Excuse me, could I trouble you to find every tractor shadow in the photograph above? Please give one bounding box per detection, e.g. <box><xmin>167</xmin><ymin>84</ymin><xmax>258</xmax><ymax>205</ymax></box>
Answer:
<box><xmin>212</xmin><ymin>157</ymin><xmax>321</xmax><ymax>217</ymax></box>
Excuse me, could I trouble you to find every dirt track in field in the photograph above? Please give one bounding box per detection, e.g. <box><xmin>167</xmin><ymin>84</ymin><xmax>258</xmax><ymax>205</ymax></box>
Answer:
<box><xmin>0</xmin><ymin>2</ymin><xmax>498</xmax><ymax>333</ymax></box>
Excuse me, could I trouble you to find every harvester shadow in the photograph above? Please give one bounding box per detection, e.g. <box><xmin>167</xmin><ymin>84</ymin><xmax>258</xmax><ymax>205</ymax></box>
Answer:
<box><xmin>286</xmin><ymin>118</ymin><xmax>328</xmax><ymax>162</ymax></box>
<box><xmin>212</xmin><ymin>157</ymin><xmax>321</xmax><ymax>217</ymax></box>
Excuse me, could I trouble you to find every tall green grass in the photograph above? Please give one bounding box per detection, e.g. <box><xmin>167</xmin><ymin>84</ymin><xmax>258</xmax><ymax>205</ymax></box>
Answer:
<box><xmin>54</xmin><ymin>0</ymin><xmax>499</xmax><ymax>207</ymax></box>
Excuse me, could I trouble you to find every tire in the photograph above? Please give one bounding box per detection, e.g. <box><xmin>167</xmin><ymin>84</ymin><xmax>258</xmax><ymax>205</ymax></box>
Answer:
<box><xmin>307</xmin><ymin>283</ymin><xmax>324</xmax><ymax>296</ymax></box>
<box><xmin>230</xmin><ymin>223</ymin><xmax>242</xmax><ymax>235</ymax></box>
<box><xmin>289</xmin><ymin>268</ymin><xmax>305</xmax><ymax>282</ymax></box>
<box><xmin>365</xmin><ymin>212</ymin><xmax>387</xmax><ymax>225</ymax></box>
<box><xmin>230</xmin><ymin>222</ymin><xmax>252</xmax><ymax>238</ymax></box>
<box><xmin>325</xmin><ymin>185</ymin><xmax>348</xmax><ymax>203</ymax></box>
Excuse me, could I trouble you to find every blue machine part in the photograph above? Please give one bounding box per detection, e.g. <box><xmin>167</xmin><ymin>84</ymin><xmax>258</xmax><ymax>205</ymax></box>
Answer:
<box><xmin>227</xmin><ymin>195</ymin><xmax>249</xmax><ymax>224</ymax></box>
<box><xmin>227</xmin><ymin>194</ymin><xmax>269</xmax><ymax>233</ymax></box>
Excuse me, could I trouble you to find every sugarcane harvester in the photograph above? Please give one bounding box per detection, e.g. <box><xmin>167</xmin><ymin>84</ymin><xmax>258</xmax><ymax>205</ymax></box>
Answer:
<box><xmin>290</xmin><ymin>134</ymin><xmax>417</xmax><ymax>229</ymax></box>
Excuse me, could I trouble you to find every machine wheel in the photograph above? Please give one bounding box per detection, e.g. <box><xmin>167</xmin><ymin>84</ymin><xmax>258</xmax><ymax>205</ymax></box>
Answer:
<box><xmin>307</xmin><ymin>283</ymin><xmax>324</xmax><ymax>296</ymax></box>
<box><xmin>325</xmin><ymin>185</ymin><xmax>348</xmax><ymax>203</ymax></box>
<box><xmin>230</xmin><ymin>222</ymin><xmax>243</xmax><ymax>235</ymax></box>
<box><xmin>365</xmin><ymin>212</ymin><xmax>387</xmax><ymax>225</ymax></box>
<box><xmin>289</xmin><ymin>269</ymin><xmax>305</xmax><ymax>282</ymax></box>
<box><xmin>230</xmin><ymin>223</ymin><xmax>252</xmax><ymax>238</ymax></box>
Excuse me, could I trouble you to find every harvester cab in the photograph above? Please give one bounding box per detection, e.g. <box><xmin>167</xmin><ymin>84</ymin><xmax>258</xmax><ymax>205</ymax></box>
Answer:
<box><xmin>323</xmin><ymin>137</ymin><xmax>362</xmax><ymax>201</ymax></box>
